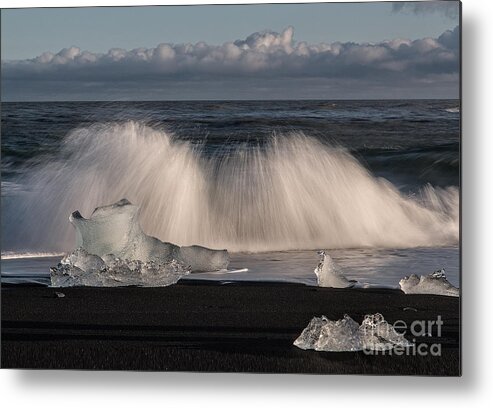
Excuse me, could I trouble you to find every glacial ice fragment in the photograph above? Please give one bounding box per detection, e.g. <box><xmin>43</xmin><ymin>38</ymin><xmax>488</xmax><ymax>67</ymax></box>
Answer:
<box><xmin>293</xmin><ymin>313</ymin><xmax>410</xmax><ymax>352</ymax></box>
<box><xmin>314</xmin><ymin>315</ymin><xmax>362</xmax><ymax>352</ymax></box>
<box><xmin>314</xmin><ymin>250</ymin><xmax>355</xmax><ymax>288</ymax></box>
<box><xmin>399</xmin><ymin>269</ymin><xmax>459</xmax><ymax>297</ymax></box>
<box><xmin>359</xmin><ymin>313</ymin><xmax>410</xmax><ymax>351</ymax></box>
<box><xmin>293</xmin><ymin>316</ymin><xmax>328</xmax><ymax>350</ymax></box>
<box><xmin>70</xmin><ymin>199</ymin><xmax>229</xmax><ymax>272</ymax></box>
<box><xmin>50</xmin><ymin>247</ymin><xmax>191</xmax><ymax>287</ymax></box>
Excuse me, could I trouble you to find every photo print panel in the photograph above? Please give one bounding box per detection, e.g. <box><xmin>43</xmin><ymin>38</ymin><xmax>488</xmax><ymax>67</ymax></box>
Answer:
<box><xmin>1</xmin><ymin>1</ymin><xmax>461</xmax><ymax>375</ymax></box>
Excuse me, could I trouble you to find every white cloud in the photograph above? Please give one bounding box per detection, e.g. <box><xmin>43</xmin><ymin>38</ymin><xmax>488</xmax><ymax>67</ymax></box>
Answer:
<box><xmin>3</xmin><ymin>26</ymin><xmax>459</xmax><ymax>79</ymax></box>
<box><xmin>1</xmin><ymin>26</ymin><xmax>459</xmax><ymax>100</ymax></box>
<box><xmin>392</xmin><ymin>1</ymin><xmax>460</xmax><ymax>19</ymax></box>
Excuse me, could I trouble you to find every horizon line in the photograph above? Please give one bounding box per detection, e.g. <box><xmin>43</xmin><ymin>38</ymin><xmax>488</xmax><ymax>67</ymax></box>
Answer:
<box><xmin>1</xmin><ymin>97</ymin><xmax>460</xmax><ymax>103</ymax></box>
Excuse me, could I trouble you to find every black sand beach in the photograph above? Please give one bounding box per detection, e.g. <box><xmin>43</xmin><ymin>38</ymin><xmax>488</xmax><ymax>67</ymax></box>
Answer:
<box><xmin>1</xmin><ymin>281</ymin><xmax>460</xmax><ymax>375</ymax></box>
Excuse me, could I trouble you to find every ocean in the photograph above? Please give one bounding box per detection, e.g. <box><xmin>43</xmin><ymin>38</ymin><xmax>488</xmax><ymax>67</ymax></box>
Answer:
<box><xmin>1</xmin><ymin>99</ymin><xmax>460</xmax><ymax>287</ymax></box>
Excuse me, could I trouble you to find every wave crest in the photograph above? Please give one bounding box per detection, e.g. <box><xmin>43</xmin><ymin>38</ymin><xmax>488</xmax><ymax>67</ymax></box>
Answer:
<box><xmin>2</xmin><ymin>121</ymin><xmax>459</xmax><ymax>252</ymax></box>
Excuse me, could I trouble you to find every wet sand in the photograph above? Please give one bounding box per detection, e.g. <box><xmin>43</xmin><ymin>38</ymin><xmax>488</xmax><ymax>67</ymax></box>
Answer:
<box><xmin>1</xmin><ymin>281</ymin><xmax>460</xmax><ymax>375</ymax></box>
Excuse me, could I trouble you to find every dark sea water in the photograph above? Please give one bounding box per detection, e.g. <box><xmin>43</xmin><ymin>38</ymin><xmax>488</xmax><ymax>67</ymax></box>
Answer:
<box><xmin>2</xmin><ymin>100</ymin><xmax>459</xmax><ymax>189</ymax></box>
<box><xmin>1</xmin><ymin>99</ymin><xmax>460</xmax><ymax>286</ymax></box>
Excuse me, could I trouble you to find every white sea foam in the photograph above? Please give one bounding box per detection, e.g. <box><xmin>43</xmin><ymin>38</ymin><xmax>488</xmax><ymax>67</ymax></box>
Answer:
<box><xmin>1</xmin><ymin>181</ymin><xmax>25</xmax><ymax>196</ymax></box>
<box><xmin>1</xmin><ymin>251</ymin><xmax>65</xmax><ymax>260</ymax></box>
<box><xmin>3</xmin><ymin>121</ymin><xmax>459</xmax><ymax>253</ymax></box>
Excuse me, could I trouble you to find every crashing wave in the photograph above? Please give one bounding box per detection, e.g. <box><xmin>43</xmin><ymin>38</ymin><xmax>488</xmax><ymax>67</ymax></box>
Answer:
<box><xmin>2</xmin><ymin>122</ymin><xmax>459</xmax><ymax>253</ymax></box>
<box><xmin>50</xmin><ymin>247</ymin><xmax>191</xmax><ymax>287</ymax></box>
<box><xmin>399</xmin><ymin>269</ymin><xmax>459</xmax><ymax>297</ymax></box>
<box><xmin>70</xmin><ymin>199</ymin><xmax>229</xmax><ymax>272</ymax></box>
<box><xmin>314</xmin><ymin>250</ymin><xmax>355</xmax><ymax>288</ymax></box>
<box><xmin>294</xmin><ymin>313</ymin><xmax>410</xmax><ymax>352</ymax></box>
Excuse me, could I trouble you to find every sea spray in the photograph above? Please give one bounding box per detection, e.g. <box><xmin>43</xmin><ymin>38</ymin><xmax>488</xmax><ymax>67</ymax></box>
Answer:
<box><xmin>2</xmin><ymin>121</ymin><xmax>459</xmax><ymax>253</ymax></box>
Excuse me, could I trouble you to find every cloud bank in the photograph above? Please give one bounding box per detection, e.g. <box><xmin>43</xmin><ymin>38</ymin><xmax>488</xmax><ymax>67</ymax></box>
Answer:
<box><xmin>2</xmin><ymin>26</ymin><xmax>459</xmax><ymax>100</ymax></box>
<box><xmin>392</xmin><ymin>1</ymin><xmax>460</xmax><ymax>20</ymax></box>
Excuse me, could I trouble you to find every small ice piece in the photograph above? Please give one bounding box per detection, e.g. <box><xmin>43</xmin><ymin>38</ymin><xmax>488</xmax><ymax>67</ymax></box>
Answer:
<box><xmin>314</xmin><ymin>315</ymin><xmax>362</xmax><ymax>352</ymax></box>
<box><xmin>293</xmin><ymin>313</ymin><xmax>410</xmax><ymax>352</ymax></box>
<box><xmin>399</xmin><ymin>268</ymin><xmax>459</xmax><ymax>297</ymax></box>
<box><xmin>293</xmin><ymin>316</ymin><xmax>328</xmax><ymax>350</ymax></box>
<box><xmin>314</xmin><ymin>250</ymin><xmax>354</xmax><ymax>288</ymax></box>
<box><xmin>70</xmin><ymin>199</ymin><xmax>229</xmax><ymax>272</ymax></box>
<box><xmin>50</xmin><ymin>247</ymin><xmax>191</xmax><ymax>287</ymax></box>
<box><xmin>62</xmin><ymin>247</ymin><xmax>105</xmax><ymax>272</ymax></box>
<box><xmin>178</xmin><ymin>245</ymin><xmax>229</xmax><ymax>272</ymax></box>
<box><xmin>359</xmin><ymin>313</ymin><xmax>410</xmax><ymax>351</ymax></box>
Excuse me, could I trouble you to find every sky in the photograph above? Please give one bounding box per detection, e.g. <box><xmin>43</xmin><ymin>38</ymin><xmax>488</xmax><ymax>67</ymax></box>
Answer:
<box><xmin>1</xmin><ymin>1</ymin><xmax>460</xmax><ymax>101</ymax></box>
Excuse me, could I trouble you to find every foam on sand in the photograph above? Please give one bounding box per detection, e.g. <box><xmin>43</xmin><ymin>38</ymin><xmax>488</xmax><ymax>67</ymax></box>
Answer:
<box><xmin>399</xmin><ymin>269</ymin><xmax>459</xmax><ymax>297</ymax></box>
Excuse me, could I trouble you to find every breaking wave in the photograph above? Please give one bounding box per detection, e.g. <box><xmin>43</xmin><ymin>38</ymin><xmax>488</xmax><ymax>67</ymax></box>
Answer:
<box><xmin>1</xmin><ymin>121</ymin><xmax>459</xmax><ymax>253</ymax></box>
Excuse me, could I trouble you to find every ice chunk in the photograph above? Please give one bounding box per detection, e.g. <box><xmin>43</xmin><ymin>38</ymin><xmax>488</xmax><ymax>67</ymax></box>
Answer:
<box><xmin>50</xmin><ymin>247</ymin><xmax>191</xmax><ymax>287</ymax></box>
<box><xmin>314</xmin><ymin>315</ymin><xmax>362</xmax><ymax>352</ymax></box>
<box><xmin>62</xmin><ymin>247</ymin><xmax>106</xmax><ymax>271</ymax></box>
<box><xmin>314</xmin><ymin>250</ymin><xmax>355</xmax><ymax>288</ymax></box>
<box><xmin>70</xmin><ymin>199</ymin><xmax>229</xmax><ymax>272</ymax></box>
<box><xmin>293</xmin><ymin>313</ymin><xmax>410</xmax><ymax>352</ymax></box>
<box><xmin>399</xmin><ymin>269</ymin><xmax>459</xmax><ymax>297</ymax></box>
<box><xmin>359</xmin><ymin>313</ymin><xmax>410</xmax><ymax>351</ymax></box>
<box><xmin>293</xmin><ymin>316</ymin><xmax>328</xmax><ymax>350</ymax></box>
<box><xmin>178</xmin><ymin>245</ymin><xmax>229</xmax><ymax>272</ymax></box>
